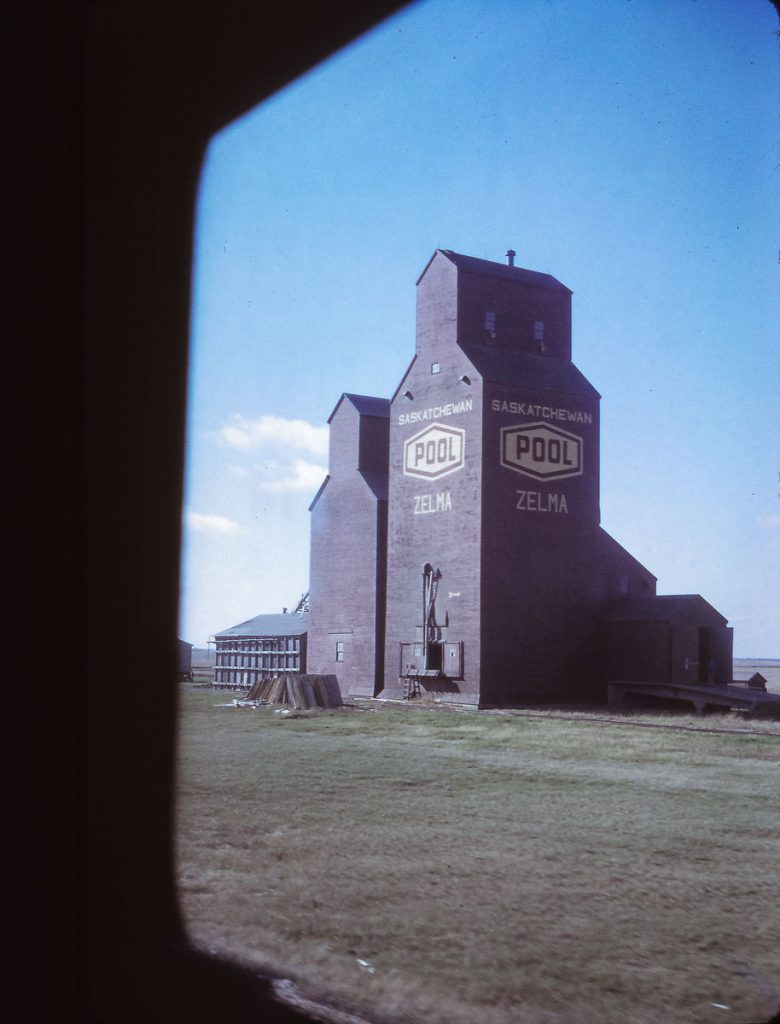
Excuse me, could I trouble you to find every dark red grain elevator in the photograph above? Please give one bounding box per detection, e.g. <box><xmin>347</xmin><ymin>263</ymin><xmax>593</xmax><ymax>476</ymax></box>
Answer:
<box><xmin>308</xmin><ymin>250</ymin><xmax>733</xmax><ymax>708</ymax></box>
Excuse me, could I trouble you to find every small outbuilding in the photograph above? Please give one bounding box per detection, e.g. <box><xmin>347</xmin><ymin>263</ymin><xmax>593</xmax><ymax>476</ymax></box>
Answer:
<box><xmin>213</xmin><ymin>612</ymin><xmax>308</xmax><ymax>690</ymax></box>
<box><xmin>177</xmin><ymin>639</ymin><xmax>193</xmax><ymax>681</ymax></box>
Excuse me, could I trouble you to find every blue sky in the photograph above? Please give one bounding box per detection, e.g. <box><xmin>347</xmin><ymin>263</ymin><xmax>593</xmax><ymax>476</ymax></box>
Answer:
<box><xmin>180</xmin><ymin>0</ymin><xmax>778</xmax><ymax>656</ymax></box>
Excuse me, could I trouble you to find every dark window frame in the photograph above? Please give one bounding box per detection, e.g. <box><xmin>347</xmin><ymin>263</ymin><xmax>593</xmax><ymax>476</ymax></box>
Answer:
<box><xmin>84</xmin><ymin>6</ymin><xmax>407</xmax><ymax>1024</ymax></box>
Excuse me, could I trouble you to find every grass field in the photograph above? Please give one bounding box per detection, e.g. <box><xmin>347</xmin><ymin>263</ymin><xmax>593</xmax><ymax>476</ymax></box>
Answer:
<box><xmin>175</xmin><ymin>691</ymin><xmax>780</xmax><ymax>1024</ymax></box>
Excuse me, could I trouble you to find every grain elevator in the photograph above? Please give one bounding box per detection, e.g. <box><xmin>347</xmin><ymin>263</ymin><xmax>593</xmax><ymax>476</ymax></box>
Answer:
<box><xmin>308</xmin><ymin>250</ymin><xmax>733</xmax><ymax>707</ymax></box>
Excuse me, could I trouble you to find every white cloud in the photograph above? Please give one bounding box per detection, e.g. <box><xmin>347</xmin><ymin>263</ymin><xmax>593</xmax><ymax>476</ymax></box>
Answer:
<box><xmin>186</xmin><ymin>511</ymin><xmax>243</xmax><ymax>535</ymax></box>
<box><xmin>226</xmin><ymin>464</ymin><xmax>250</xmax><ymax>478</ymax></box>
<box><xmin>218</xmin><ymin>414</ymin><xmax>328</xmax><ymax>456</ymax></box>
<box><xmin>257</xmin><ymin>458</ymin><xmax>327</xmax><ymax>493</ymax></box>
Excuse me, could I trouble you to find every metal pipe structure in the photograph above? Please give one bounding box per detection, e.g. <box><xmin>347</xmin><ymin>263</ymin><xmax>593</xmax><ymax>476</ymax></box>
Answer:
<box><xmin>421</xmin><ymin>563</ymin><xmax>432</xmax><ymax>667</ymax></box>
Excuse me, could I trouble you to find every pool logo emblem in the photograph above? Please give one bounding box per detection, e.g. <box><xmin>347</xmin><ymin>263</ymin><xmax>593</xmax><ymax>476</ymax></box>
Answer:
<box><xmin>500</xmin><ymin>422</ymin><xmax>583</xmax><ymax>480</ymax></box>
<box><xmin>403</xmin><ymin>425</ymin><xmax>465</xmax><ymax>480</ymax></box>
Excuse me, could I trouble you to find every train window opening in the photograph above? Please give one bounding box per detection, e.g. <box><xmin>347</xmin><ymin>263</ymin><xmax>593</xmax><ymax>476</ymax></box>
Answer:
<box><xmin>171</xmin><ymin>4</ymin><xmax>776</xmax><ymax>1024</ymax></box>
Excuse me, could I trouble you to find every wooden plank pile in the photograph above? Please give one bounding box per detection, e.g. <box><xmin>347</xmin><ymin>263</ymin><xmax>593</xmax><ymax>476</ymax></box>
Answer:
<box><xmin>243</xmin><ymin>673</ymin><xmax>342</xmax><ymax>709</ymax></box>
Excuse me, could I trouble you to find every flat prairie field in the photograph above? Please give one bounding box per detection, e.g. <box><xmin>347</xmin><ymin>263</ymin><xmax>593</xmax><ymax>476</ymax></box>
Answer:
<box><xmin>175</xmin><ymin>691</ymin><xmax>780</xmax><ymax>1024</ymax></box>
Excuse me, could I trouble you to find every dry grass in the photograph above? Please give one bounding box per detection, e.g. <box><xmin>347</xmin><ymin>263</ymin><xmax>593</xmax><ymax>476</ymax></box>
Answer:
<box><xmin>175</xmin><ymin>691</ymin><xmax>780</xmax><ymax>1024</ymax></box>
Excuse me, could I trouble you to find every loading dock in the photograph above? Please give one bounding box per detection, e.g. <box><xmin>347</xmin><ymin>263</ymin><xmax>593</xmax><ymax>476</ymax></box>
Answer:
<box><xmin>608</xmin><ymin>680</ymin><xmax>780</xmax><ymax>718</ymax></box>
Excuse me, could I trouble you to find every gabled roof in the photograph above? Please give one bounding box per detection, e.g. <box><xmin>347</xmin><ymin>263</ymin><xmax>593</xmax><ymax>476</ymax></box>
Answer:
<box><xmin>604</xmin><ymin>595</ymin><xmax>728</xmax><ymax>626</ymax></box>
<box><xmin>308</xmin><ymin>469</ymin><xmax>387</xmax><ymax>510</ymax></box>
<box><xmin>461</xmin><ymin>344</ymin><xmax>600</xmax><ymax>398</ymax></box>
<box><xmin>419</xmin><ymin>249</ymin><xmax>571</xmax><ymax>294</ymax></box>
<box><xmin>214</xmin><ymin>612</ymin><xmax>309</xmax><ymax>638</ymax></box>
<box><xmin>327</xmin><ymin>392</ymin><xmax>389</xmax><ymax>424</ymax></box>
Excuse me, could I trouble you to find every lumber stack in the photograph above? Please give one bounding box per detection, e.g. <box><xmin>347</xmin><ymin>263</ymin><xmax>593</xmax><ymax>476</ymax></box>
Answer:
<box><xmin>243</xmin><ymin>673</ymin><xmax>342</xmax><ymax>709</ymax></box>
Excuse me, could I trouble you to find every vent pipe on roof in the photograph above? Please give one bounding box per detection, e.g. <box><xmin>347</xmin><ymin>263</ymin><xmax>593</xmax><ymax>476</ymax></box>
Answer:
<box><xmin>506</xmin><ymin>249</ymin><xmax>516</xmax><ymax>267</ymax></box>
